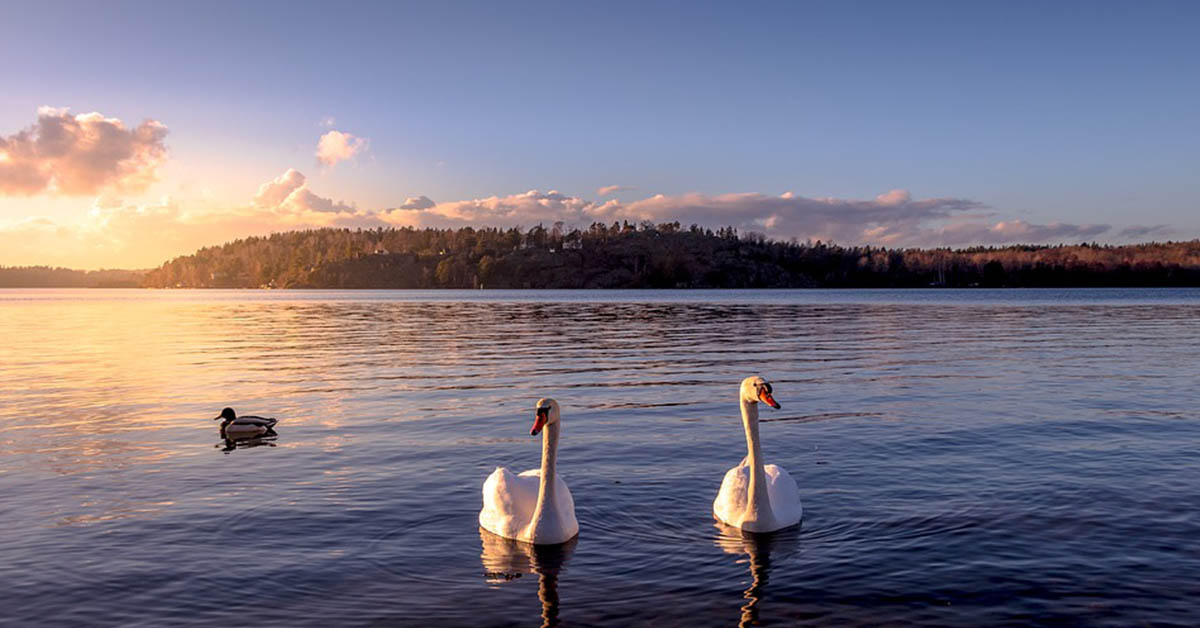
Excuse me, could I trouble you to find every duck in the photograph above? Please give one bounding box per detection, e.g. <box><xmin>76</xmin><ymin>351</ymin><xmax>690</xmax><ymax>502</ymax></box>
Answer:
<box><xmin>713</xmin><ymin>376</ymin><xmax>803</xmax><ymax>532</ymax></box>
<box><xmin>214</xmin><ymin>407</ymin><xmax>278</xmax><ymax>439</ymax></box>
<box><xmin>480</xmin><ymin>398</ymin><xmax>579</xmax><ymax>545</ymax></box>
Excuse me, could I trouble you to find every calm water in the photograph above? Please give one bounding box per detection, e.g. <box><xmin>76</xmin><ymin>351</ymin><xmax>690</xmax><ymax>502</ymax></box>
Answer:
<box><xmin>2</xmin><ymin>288</ymin><xmax>1198</xmax><ymax>627</ymax></box>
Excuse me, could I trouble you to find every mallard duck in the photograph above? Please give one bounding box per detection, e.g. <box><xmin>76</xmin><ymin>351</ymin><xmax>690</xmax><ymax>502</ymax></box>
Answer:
<box><xmin>214</xmin><ymin>407</ymin><xmax>278</xmax><ymax>439</ymax></box>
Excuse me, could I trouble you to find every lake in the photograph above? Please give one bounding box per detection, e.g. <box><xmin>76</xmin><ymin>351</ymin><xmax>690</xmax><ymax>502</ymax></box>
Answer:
<box><xmin>1</xmin><ymin>288</ymin><xmax>1198</xmax><ymax>627</ymax></box>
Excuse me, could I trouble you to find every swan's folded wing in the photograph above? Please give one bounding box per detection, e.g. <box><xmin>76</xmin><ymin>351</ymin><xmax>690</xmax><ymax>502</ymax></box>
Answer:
<box><xmin>480</xmin><ymin>467</ymin><xmax>540</xmax><ymax>538</ymax></box>
<box><xmin>713</xmin><ymin>462</ymin><xmax>750</xmax><ymax>526</ymax></box>
<box><xmin>764</xmin><ymin>464</ymin><xmax>803</xmax><ymax>527</ymax></box>
<box><xmin>515</xmin><ymin>469</ymin><xmax>560</xmax><ymax>519</ymax></box>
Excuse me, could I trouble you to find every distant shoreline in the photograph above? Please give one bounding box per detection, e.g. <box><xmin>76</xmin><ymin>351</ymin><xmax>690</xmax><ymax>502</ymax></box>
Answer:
<box><xmin>7</xmin><ymin>226</ymin><xmax>1200</xmax><ymax>289</ymax></box>
<box><xmin>6</xmin><ymin>286</ymin><xmax>1200</xmax><ymax>291</ymax></box>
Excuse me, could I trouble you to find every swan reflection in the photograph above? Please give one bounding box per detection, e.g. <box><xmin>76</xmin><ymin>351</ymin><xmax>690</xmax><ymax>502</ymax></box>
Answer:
<box><xmin>714</xmin><ymin>522</ymin><xmax>801</xmax><ymax>628</ymax></box>
<box><xmin>479</xmin><ymin>528</ymin><xmax>577</xmax><ymax>628</ymax></box>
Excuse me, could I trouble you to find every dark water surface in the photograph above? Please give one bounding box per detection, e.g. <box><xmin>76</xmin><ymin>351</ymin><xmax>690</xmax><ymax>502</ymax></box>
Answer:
<box><xmin>2</xmin><ymin>288</ymin><xmax>1198</xmax><ymax>627</ymax></box>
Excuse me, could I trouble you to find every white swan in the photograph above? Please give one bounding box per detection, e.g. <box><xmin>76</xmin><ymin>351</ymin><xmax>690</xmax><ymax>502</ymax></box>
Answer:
<box><xmin>713</xmin><ymin>376</ymin><xmax>803</xmax><ymax>532</ymax></box>
<box><xmin>480</xmin><ymin>398</ymin><xmax>579</xmax><ymax>545</ymax></box>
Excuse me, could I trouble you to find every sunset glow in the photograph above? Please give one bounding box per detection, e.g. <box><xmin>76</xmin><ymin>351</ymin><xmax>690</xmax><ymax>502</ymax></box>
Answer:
<box><xmin>4</xmin><ymin>3</ymin><xmax>1200</xmax><ymax>625</ymax></box>
<box><xmin>1</xmin><ymin>2</ymin><xmax>1197</xmax><ymax>269</ymax></box>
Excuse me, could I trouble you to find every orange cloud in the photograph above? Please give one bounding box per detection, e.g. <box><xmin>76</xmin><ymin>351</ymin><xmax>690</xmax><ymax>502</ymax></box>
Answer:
<box><xmin>597</xmin><ymin>184</ymin><xmax>634</xmax><ymax>196</ymax></box>
<box><xmin>315</xmin><ymin>130</ymin><xmax>368</xmax><ymax>167</ymax></box>
<box><xmin>377</xmin><ymin>188</ymin><xmax>1117</xmax><ymax>248</ymax></box>
<box><xmin>397</xmin><ymin>195</ymin><xmax>435</xmax><ymax>210</ymax></box>
<box><xmin>0</xmin><ymin>106</ymin><xmax>168</xmax><ymax>196</ymax></box>
<box><xmin>0</xmin><ymin>180</ymin><xmax>1138</xmax><ymax>270</ymax></box>
<box><xmin>253</xmin><ymin>168</ymin><xmax>356</xmax><ymax>213</ymax></box>
<box><xmin>0</xmin><ymin>169</ymin><xmax>377</xmax><ymax>268</ymax></box>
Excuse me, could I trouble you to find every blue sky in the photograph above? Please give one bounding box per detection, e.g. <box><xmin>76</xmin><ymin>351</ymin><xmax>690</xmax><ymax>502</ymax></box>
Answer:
<box><xmin>1</xmin><ymin>0</ymin><xmax>1196</xmax><ymax>267</ymax></box>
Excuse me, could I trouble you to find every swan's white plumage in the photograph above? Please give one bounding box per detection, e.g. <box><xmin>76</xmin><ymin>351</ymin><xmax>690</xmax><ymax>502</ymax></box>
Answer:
<box><xmin>479</xmin><ymin>398</ymin><xmax>578</xmax><ymax>545</ymax></box>
<box><xmin>712</xmin><ymin>376</ymin><xmax>803</xmax><ymax>533</ymax></box>
<box><xmin>480</xmin><ymin>467</ymin><xmax>577</xmax><ymax>544</ymax></box>
<box><xmin>714</xmin><ymin>457</ymin><xmax>802</xmax><ymax>531</ymax></box>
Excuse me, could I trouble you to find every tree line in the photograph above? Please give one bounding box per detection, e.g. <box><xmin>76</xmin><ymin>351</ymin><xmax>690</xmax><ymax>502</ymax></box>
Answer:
<box><xmin>130</xmin><ymin>222</ymin><xmax>1200</xmax><ymax>289</ymax></box>
<box><xmin>0</xmin><ymin>266</ymin><xmax>145</xmax><ymax>288</ymax></box>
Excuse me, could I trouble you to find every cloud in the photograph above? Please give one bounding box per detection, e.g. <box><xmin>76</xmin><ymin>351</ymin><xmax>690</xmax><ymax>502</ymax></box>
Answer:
<box><xmin>874</xmin><ymin>189</ymin><xmax>911</xmax><ymax>206</ymax></box>
<box><xmin>0</xmin><ymin>169</ymin><xmax>379</xmax><ymax>268</ymax></box>
<box><xmin>376</xmin><ymin>188</ymin><xmax>1127</xmax><ymax>247</ymax></box>
<box><xmin>594</xmin><ymin>190</ymin><xmax>1117</xmax><ymax>246</ymax></box>
<box><xmin>251</xmin><ymin>168</ymin><xmax>306</xmax><ymax>207</ymax></box>
<box><xmin>922</xmin><ymin>220</ymin><xmax>1111</xmax><ymax>246</ymax></box>
<box><xmin>599</xmin><ymin>189</ymin><xmax>986</xmax><ymax>245</ymax></box>
<box><xmin>381</xmin><ymin>189</ymin><xmax>594</xmax><ymax>228</ymax></box>
<box><xmin>0</xmin><ymin>106</ymin><xmax>168</xmax><ymax>196</ymax></box>
<box><xmin>1117</xmin><ymin>224</ymin><xmax>1172</xmax><ymax>240</ymax></box>
<box><xmin>315</xmin><ymin>130</ymin><xmax>368</xmax><ymax>167</ymax></box>
<box><xmin>597</xmin><ymin>184</ymin><xmax>634</xmax><ymax>196</ymax></box>
<box><xmin>252</xmin><ymin>168</ymin><xmax>355</xmax><ymax>213</ymax></box>
<box><xmin>396</xmin><ymin>195</ymin><xmax>435</xmax><ymax>210</ymax></box>
<box><xmin>0</xmin><ymin>196</ymin><xmax>227</xmax><ymax>269</ymax></box>
<box><xmin>1</xmin><ymin>179</ymin><xmax>1168</xmax><ymax>269</ymax></box>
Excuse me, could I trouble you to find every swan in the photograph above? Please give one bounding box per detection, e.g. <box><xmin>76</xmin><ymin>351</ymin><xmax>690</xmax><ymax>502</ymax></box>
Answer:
<box><xmin>713</xmin><ymin>377</ymin><xmax>802</xmax><ymax>532</ymax></box>
<box><xmin>480</xmin><ymin>398</ymin><xmax>579</xmax><ymax>545</ymax></box>
<box><xmin>214</xmin><ymin>407</ymin><xmax>278</xmax><ymax>439</ymax></box>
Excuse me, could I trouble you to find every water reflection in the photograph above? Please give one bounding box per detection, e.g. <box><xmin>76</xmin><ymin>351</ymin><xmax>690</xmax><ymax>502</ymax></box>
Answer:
<box><xmin>479</xmin><ymin>528</ymin><xmax>577</xmax><ymax>627</ymax></box>
<box><xmin>714</xmin><ymin>522</ymin><xmax>801</xmax><ymax>628</ymax></box>
<box><xmin>4</xmin><ymin>290</ymin><xmax>1200</xmax><ymax>626</ymax></box>
<box><xmin>216</xmin><ymin>435</ymin><xmax>277</xmax><ymax>453</ymax></box>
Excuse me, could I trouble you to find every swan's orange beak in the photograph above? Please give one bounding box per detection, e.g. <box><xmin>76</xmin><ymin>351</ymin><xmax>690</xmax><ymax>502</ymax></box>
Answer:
<box><xmin>531</xmin><ymin>407</ymin><xmax>550</xmax><ymax>436</ymax></box>
<box><xmin>758</xmin><ymin>389</ymin><xmax>781</xmax><ymax>409</ymax></box>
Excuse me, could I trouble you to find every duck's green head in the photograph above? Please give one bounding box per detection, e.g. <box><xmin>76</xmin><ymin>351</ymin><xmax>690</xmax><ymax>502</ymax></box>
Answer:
<box><xmin>214</xmin><ymin>407</ymin><xmax>237</xmax><ymax>421</ymax></box>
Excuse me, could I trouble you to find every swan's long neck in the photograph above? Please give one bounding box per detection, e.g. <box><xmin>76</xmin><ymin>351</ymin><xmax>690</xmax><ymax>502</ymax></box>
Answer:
<box><xmin>530</xmin><ymin>421</ymin><xmax>560</xmax><ymax>528</ymax></box>
<box><xmin>741</xmin><ymin>398</ymin><xmax>774</xmax><ymax>526</ymax></box>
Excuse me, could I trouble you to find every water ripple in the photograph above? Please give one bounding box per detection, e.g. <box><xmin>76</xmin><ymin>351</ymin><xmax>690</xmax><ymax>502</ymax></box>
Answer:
<box><xmin>1</xmin><ymin>288</ymin><xmax>1199</xmax><ymax>626</ymax></box>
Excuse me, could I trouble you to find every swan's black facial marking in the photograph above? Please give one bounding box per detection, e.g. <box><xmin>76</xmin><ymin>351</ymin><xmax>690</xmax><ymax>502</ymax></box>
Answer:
<box><xmin>531</xmin><ymin>405</ymin><xmax>551</xmax><ymax>436</ymax></box>
<box><xmin>756</xmin><ymin>382</ymin><xmax>780</xmax><ymax>409</ymax></box>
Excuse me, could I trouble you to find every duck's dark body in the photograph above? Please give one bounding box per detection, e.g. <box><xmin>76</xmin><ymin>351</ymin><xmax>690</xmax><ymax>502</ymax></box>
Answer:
<box><xmin>214</xmin><ymin>408</ymin><xmax>279</xmax><ymax>438</ymax></box>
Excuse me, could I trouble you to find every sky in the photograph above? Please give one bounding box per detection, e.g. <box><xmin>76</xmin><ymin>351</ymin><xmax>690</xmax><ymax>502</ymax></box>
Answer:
<box><xmin>1</xmin><ymin>0</ymin><xmax>1197</xmax><ymax>269</ymax></box>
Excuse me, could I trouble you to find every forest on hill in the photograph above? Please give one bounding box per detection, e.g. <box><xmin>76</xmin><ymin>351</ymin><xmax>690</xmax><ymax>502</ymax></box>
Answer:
<box><xmin>137</xmin><ymin>222</ymin><xmax>1200</xmax><ymax>289</ymax></box>
<box><xmin>0</xmin><ymin>266</ymin><xmax>145</xmax><ymax>288</ymax></box>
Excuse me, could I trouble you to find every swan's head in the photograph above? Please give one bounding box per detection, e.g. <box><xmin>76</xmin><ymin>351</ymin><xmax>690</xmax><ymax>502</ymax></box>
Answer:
<box><xmin>214</xmin><ymin>407</ymin><xmax>236</xmax><ymax>421</ymax></box>
<box><xmin>531</xmin><ymin>398</ymin><xmax>561</xmax><ymax>436</ymax></box>
<box><xmin>740</xmin><ymin>376</ymin><xmax>780</xmax><ymax>409</ymax></box>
